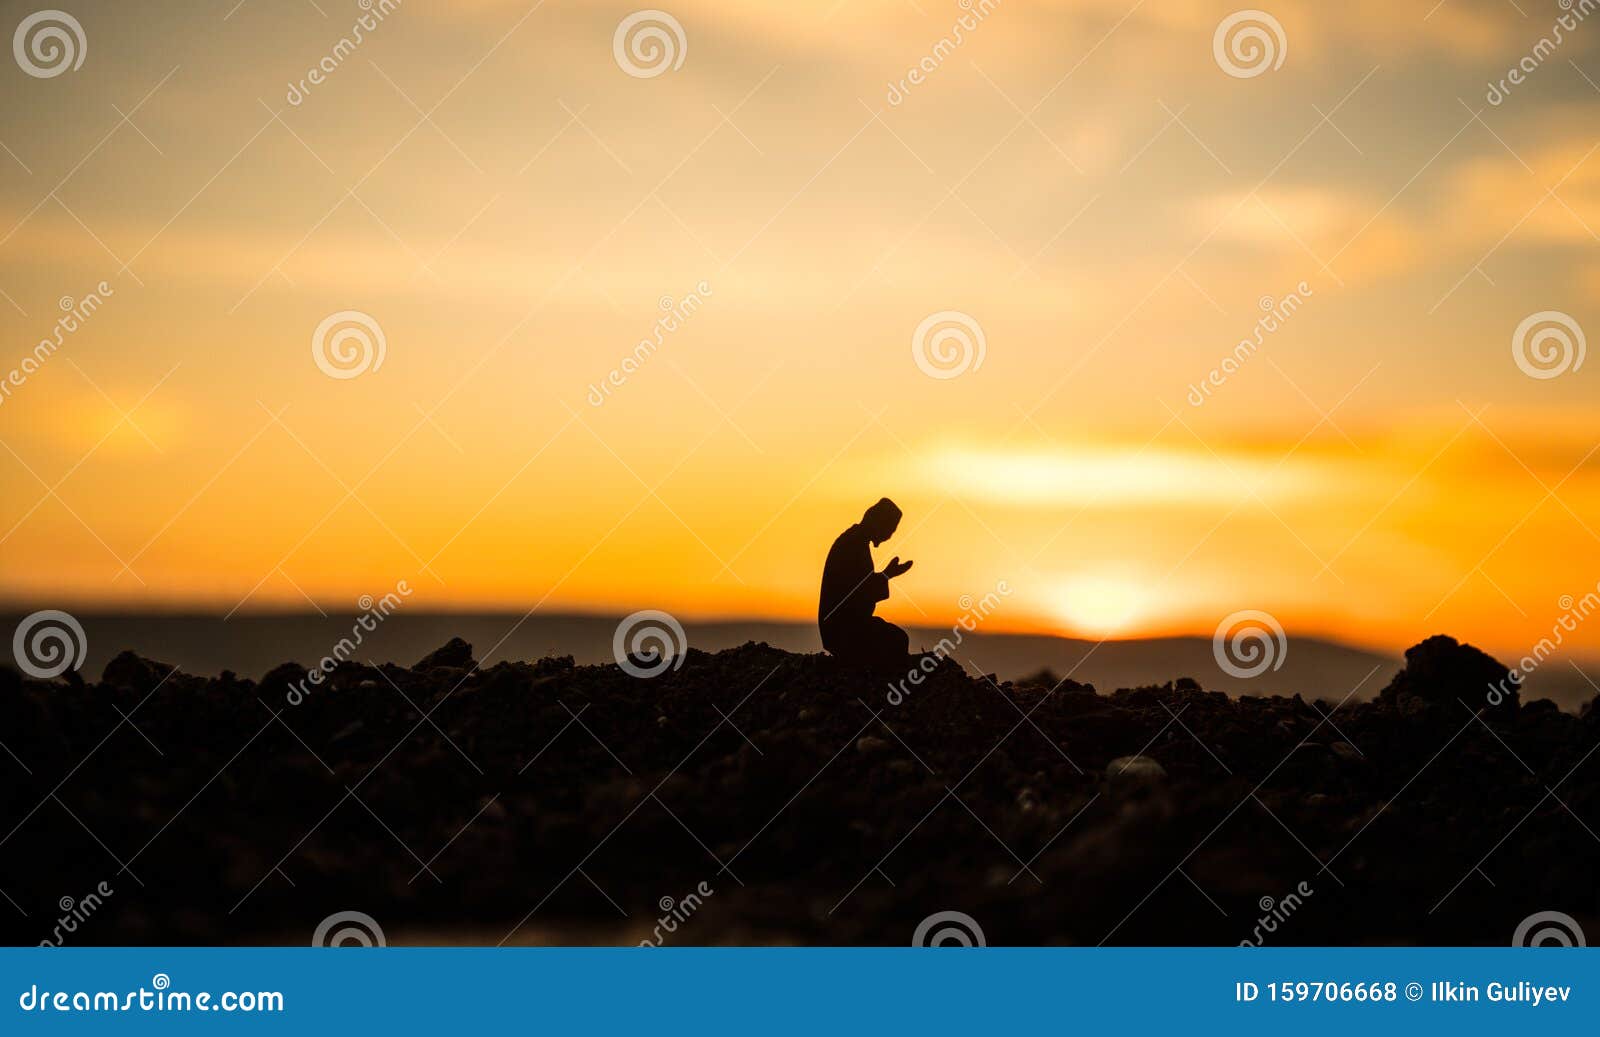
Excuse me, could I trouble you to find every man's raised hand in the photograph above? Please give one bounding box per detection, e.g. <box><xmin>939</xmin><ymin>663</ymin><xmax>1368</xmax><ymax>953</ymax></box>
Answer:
<box><xmin>883</xmin><ymin>557</ymin><xmax>914</xmax><ymax>580</ymax></box>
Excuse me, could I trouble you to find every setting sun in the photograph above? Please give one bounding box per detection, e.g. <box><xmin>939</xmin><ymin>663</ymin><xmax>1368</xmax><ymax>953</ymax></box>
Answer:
<box><xmin>1049</xmin><ymin>575</ymin><xmax>1152</xmax><ymax>639</ymax></box>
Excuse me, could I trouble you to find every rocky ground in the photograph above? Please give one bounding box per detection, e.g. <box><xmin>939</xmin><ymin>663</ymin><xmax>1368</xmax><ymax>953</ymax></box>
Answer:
<box><xmin>1</xmin><ymin>634</ymin><xmax>1596</xmax><ymax>946</ymax></box>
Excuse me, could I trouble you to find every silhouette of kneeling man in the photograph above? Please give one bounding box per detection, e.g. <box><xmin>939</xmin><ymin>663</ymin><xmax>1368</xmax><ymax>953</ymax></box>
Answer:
<box><xmin>819</xmin><ymin>498</ymin><xmax>913</xmax><ymax>669</ymax></box>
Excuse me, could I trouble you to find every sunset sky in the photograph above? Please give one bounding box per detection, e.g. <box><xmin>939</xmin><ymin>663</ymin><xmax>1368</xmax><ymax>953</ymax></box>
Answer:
<box><xmin>1</xmin><ymin>0</ymin><xmax>1598</xmax><ymax>663</ymax></box>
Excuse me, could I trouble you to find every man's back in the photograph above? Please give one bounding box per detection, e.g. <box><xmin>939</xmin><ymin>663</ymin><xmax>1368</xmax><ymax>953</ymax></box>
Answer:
<box><xmin>818</xmin><ymin>524</ymin><xmax>884</xmax><ymax>632</ymax></box>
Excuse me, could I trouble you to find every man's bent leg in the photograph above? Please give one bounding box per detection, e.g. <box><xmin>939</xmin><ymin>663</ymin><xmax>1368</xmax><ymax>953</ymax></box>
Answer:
<box><xmin>823</xmin><ymin>617</ymin><xmax>909</xmax><ymax>669</ymax></box>
<box><xmin>863</xmin><ymin>616</ymin><xmax>909</xmax><ymax>668</ymax></box>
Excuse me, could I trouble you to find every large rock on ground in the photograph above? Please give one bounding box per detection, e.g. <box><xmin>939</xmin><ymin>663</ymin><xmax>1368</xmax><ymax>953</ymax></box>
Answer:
<box><xmin>101</xmin><ymin>651</ymin><xmax>179</xmax><ymax>693</ymax></box>
<box><xmin>415</xmin><ymin>637</ymin><xmax>475</xmax><ymax>671</ymax></box>
<box><xmin>1378</xmin><ymin>635</ymin><xmax>1516</xmax><ymax>718</ymax></box>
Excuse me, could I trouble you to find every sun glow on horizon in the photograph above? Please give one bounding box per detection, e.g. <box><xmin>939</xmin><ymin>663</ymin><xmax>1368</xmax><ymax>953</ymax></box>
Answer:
<box><xmin>1046</xmin><ymin>575</ymin><xmax>1154</xmax><ymax>639</ymax></box>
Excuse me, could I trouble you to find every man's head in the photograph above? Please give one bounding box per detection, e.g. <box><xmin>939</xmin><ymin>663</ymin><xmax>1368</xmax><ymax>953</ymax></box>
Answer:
<box><xmin>861</xmin><ymin>497</ymin><xmax>902</xmax><ymax>546</ymax></box>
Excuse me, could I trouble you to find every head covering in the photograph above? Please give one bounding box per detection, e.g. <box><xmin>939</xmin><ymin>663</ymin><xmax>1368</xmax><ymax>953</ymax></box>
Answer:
<box><xmin>862</xmin><ymin>497</ymin><xmax>902</xmax><ymax>528</ymax></box>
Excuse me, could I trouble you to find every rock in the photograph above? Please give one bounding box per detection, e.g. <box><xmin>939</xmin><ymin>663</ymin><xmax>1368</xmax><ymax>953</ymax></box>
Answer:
<box><xmin>855</xmin><ymin>735</ymin><xmax>889</xmax><ymax>755</ymax></box>
<box><xmin>101</xmin><ymin>651</ymin><xmax>177</xmax><ymax>692</ymax></box>
<box><xmin>1107</xmin><ymin>755</ymin><xmax>1166</xmax><ymax>783</ymax></box>
<box><xmin>1280</xmin><ymin>741</ymin><xmax>1335</xmax><ymax>781</ymax></box>
<box><xmin>1073</xmin><ymin>708</ymin><xmax>1144</xmax><ymax>744</ymax></box>
<box><xmin>531</xmin><ymin>655</ymin><xmax>575</xmax><ymax>676</ymax></box>
<box><xmin>330</xmin><ymin>720</ymin><xmax>365</xmax><ymax>745</ymax></box>
<box><xmin>1330</xmin><ymin>741</ymin><xmax>1362</xmax><ymax>762</ymax></box>
<box><xmin>259</xmin><ymin>662</ymin><xmax>309</xmax><ymax>698</ymax></box>
<box><xmin>984</xmin><ymin>863</ymin><xmax>1014</xmax><ymax>887</ymax></box>
<box><xmin>415</xmin><ymin>637</ymin><xmax>475</xmax><ymax>671</ymax></box>
<box><xmin>1018</xmin><ymin>668</ymin><xmax>1060</xmax><ymax>688</ymax></box>
<box><xmin>1378</xmin><ymin>635</ymin><xmax>1516</xmax><ymax>717</ymax></box>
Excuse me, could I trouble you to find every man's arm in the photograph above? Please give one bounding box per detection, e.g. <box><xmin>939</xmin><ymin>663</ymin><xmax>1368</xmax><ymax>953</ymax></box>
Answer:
<box><xmin>860</xmin><ymin>556</ymin><xmax>912</xmax><ymax>607</ymax></box>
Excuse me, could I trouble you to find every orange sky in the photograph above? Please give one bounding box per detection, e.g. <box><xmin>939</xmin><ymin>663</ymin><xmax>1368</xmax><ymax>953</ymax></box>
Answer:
<box><xmin>1</xmin><ymin>0</ymin><xmax>1598</xmax><ymax>662</ymax></box>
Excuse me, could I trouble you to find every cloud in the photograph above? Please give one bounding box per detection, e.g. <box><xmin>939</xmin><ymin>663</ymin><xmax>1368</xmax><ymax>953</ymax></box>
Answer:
<box><xmin>1194</xmin><ymin>186</ymin><xmax>1424</xmax><ymax>283</ymax></box>
<box><xmin>915</xmin><ymin>442</ymin><xmax>1347</xmax><ymax>508</ymax></box>
<box><xmin>1442</xmin><ymin>131</ymin><xmax>1600</xmax><ymax>249</ymax></box>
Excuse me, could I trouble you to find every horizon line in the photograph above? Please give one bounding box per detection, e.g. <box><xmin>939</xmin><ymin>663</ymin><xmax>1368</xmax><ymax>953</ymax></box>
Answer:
<box><xmin>3</xmin><ymin>600</ymin><xmax>1586</xmax><ymax>666</ymax></box>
